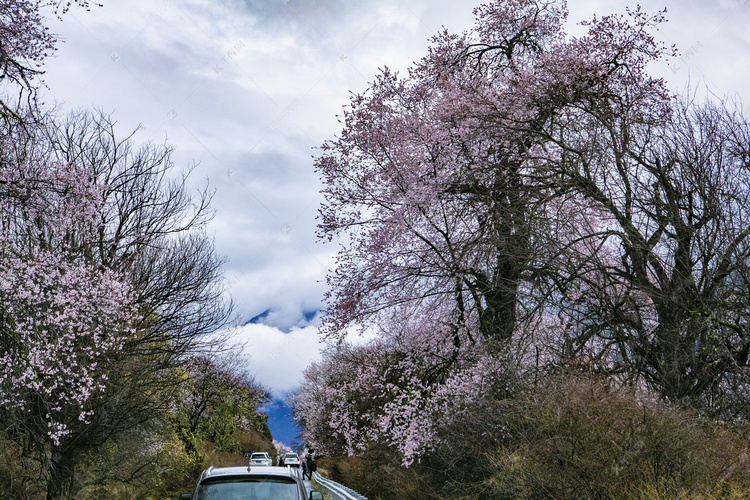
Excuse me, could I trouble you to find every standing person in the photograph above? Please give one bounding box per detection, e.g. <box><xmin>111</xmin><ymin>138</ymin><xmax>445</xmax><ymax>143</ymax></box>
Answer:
<box><xmin>309</xmin><ymin>455</ymin><xmax>317</xmax><ymax>479</ymax></box>
<box><xmin>305</xmin><ymin>453</ymin><xmax>314</xmax><ymax>480</ymax></box>
<box><xmin>301</xmin><ymin>456</ymin><xmax>308</xmax><ymax>479</ymax></box>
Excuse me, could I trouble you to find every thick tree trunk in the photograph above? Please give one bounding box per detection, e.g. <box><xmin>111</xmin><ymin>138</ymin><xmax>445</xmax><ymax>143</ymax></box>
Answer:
<box><xmin>46</xmin><ymin>447</ymin><xmax>77</xmax><ymax>500</ymax></box>
<box><xmin>479</xmin><ymin>282</ymin><xmax>518</xmax><ymax>342</ymax></box>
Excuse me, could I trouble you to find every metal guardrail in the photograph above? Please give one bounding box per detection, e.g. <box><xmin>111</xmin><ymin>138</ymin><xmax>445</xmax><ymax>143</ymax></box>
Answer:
<box><xmin>312</xmin><ymin>471</ymin><xmax>368</xmax><ymax>500</ymax></box>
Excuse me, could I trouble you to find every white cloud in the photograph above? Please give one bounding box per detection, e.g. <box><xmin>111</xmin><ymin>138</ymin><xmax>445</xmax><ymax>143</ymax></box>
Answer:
<box><xmin>235</xmin><ymin>322</ymin><xmax>325</xmax><ymax>398</ymax></box>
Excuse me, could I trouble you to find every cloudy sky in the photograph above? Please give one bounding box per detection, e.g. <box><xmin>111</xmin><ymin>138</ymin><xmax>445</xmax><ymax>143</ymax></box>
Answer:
<box><xmin>40</xmin><ymin>0</ymin><xmax>749</xmax><ymax>444</ymax></box>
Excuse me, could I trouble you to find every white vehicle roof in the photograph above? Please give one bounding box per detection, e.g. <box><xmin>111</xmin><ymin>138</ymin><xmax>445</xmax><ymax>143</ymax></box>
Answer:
<box><xmin>200</xmin><ymin>465</ymin><xmax>298</xmax><ymax>480</ymax></box>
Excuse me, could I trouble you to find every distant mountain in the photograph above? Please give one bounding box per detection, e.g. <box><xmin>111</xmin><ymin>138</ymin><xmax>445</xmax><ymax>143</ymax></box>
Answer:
<box><xmin>301</xmin><ymin>310</ymin><xmax>317</xmax><ymax>323</ymax></box>
<box><xmin>246</xmin><ymin>308</ymin><xmax>273</xmax><ymax>325</ymax></box>
<box><xmin>244</xmin><ymin>308</ymin><xmax>320</xmax><ymax>332</ymax></box>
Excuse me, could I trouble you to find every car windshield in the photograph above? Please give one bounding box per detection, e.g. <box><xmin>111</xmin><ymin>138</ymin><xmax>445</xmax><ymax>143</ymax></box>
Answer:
<box><xmin>286</xmin><ymin>454</ymin><xmax>298</xmax><ymax>459</ymax></box>
<box><xmin>250</xmin><ymin>454</ymin><xmax>267</xmax><ymax>460</ymax></box>
<box><xmin>195</xmin><ymin>476</ymin><xmax>298</xmax><ymax>500</ymax></box>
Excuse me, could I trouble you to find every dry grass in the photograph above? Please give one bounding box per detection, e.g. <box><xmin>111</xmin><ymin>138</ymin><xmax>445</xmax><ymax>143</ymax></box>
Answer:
<box><xmin>476</xmin><ymin>375</ymin><xmax>750</xmax><ymax>499</ymax></box>
<box><xmin>320</xmin><ymin>375</ymin><xmax>750</xmax><ymax>500</ymax></box>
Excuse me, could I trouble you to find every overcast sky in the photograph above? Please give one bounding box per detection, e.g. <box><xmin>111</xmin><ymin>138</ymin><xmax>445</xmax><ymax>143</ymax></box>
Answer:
<box><xmin>40</xmin><ymin>0</ymin><xmax>750</xmax><ymax>403</ymax></box>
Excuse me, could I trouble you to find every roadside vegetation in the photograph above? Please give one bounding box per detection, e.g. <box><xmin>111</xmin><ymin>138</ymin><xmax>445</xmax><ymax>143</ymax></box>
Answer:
<box><xmin>296</xmin><ymin>0</ymin><xmax>750</xmax><ymax>498</ymax></box>
<box><xmin>0</xmin><ymin>421</ymin><xmax>274</xmax><ymax>499</ymax></box>
<box><xmin>318</xmin><ymin>375</ymin><xmax>750</xmax><ymax>499</ymax></box>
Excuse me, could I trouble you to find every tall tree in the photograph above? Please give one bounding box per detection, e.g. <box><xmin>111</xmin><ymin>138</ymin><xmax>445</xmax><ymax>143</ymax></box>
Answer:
<box><xmin>308</xmin><ymin>0</ymin><xmax>750</xmax><ymax>466</ymax></box>
<box><xmin>316</xmin><ymin>0</ymin><xmax>750</xmax><ymax>424</ymax></box>
<box><xmin>0</xmin><ymin>2</ymin><xmax>235</xmax><ymax>497</ymax></box>
<box><xmin>48</xmin><ymin>110</ymin><xmax>232</xmax><ymax>499</ymax></box>
<box><xmin>0</xmin><ymin>109</ymin><xmax>233</xmax><ymax>499</ymax></box>
<box><xmin>316</xmin><ymin>0</ymin><xmax>671</xmax><ymax>373</ymax></box>
<box><xmin>0</xmin><ymin>110</ymin><xmax>137</xmax><ymax>500</ymax></box>
<box><xmin>546</xmin><ymin>96</ymin><xmax>750</xmax><ymax>411</ymax></box>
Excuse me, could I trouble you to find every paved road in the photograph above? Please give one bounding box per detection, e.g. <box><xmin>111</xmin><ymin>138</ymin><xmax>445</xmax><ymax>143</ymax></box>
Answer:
<box><xmin>302</xmin><ymin>477</ymin><xmax>317</xmax><ymax>496</ymax></box>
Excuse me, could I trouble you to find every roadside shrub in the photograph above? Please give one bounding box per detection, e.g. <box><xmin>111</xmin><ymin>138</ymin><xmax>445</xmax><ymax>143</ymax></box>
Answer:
<box><xmin>318</xmin><ymin>374</ymin><xmax>750</xmax><ymax>500</ymax></box>
<box><xmin>318</xmin><ymin>445</ymin><xmax>429</xmax><ymax>500</ymax></box>
<box><xmin>67</xmin><ymin>426</ymin><xmax>275</xmax><ymax>498</ymax></box>
<box><xmin>235</xmin><ymin>430</ymin><xmax>276</xmax><ymax>459</ymax></box>
<box><xmin>0</xmin><ymin>435</ymin><xmax>43</xmax><ymax>499</ymax></box>
<box><xmin>481</xmin><ymin>375</ymin><xmax>750</xmax><ymax>499</ymax></box>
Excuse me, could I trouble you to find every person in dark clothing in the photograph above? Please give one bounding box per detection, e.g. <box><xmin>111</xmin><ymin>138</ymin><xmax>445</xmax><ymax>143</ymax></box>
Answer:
<box><xmin>309</xmin><ymin>456</ymin><xmax>317</xmax><ymax>478</ymax></box>
<box><xmin>304</xmin><ymin>454</ymin><xmax>315</xmax><ymax>480</ymax></box>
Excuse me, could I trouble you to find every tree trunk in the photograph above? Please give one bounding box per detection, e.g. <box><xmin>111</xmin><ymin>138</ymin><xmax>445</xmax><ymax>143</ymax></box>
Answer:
<box><xmin>46</xmin><ymin>447</ymin><xmax>77</xmax><ymax>500</ymax></box>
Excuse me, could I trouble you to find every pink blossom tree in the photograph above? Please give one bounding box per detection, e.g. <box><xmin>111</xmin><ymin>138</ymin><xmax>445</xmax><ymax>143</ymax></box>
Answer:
<box><xmin>0</xmin><ymin>0</ymin><xmax>100</xmax><ymax>122</ymax></box>
<box><xmin>313</xmin><ymin>0</ymin><xmax>673</xmax><ymax>453</ymax></box>
<box><xmin>309</xmin><ymin>0</ymin><xmax>750</xmax><ymax>467</ymax></box>
<box><xmin>292</xmin><ymin>308</ymin><xmax>520</xmax><ymax>465</ymax></box>
<box><xmin>0</xmin><ymin>110</ymin><xmax>231</xmax><ymax>499</ymax></box>
<box><xmin>316</xmin><ymin>0</ymin><xmax>672</xmax><ymax>352</ymax></box>
<box><xmin>5</xmin><ymin>108</ymin><xmax>231</xmax><ymax>499</ymax></box>
<box><xmin>0</xmin><ymin>3</ymin><xmax>234</xmax><ymax>497</ymax></box>
<box><xmin>0</xmin><ymin>118</ymin><xmax>137</xmax><ymax>499</ymax></box>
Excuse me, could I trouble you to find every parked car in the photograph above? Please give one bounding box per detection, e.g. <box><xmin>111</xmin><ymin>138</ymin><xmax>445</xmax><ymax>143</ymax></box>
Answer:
<box><xmin>179</xmin><ymin>465</ymin><xmax>323</xmax><ymax>500</ymax></box>
<box><xmin>249</xmin><ymin>452</ymin><xmax>272</xmax><ymax>467</ymax></box>
<box><xmin>282</xmin><ymin>452</ymin><xmax>301</xmax><ymax>468</ymax></box>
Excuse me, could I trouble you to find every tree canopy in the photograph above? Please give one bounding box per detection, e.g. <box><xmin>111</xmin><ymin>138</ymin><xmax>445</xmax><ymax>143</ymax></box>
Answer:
<box><xmin>305</xmin><ymin>0</ymin><xmax>750</xmax><ymax>465</ymax></box>
<box><xmin>0</xmin><ymin>2</ymin><xmax>244</xmax><ymax>497</ymax></box>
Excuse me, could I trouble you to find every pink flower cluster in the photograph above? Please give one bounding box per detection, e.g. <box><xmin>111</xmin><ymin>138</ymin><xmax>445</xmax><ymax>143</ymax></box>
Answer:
<box><xmin>0</xmin><ymin>132</ymin><xmax>135</xmax><ymax>445</ymax></box>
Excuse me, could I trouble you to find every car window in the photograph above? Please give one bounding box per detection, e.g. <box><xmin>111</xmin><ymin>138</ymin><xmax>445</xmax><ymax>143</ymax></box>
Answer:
<box><xmin>195</xmin><ymin>477</ymin><xmax>298</xmax><ymax>500</ymax></box>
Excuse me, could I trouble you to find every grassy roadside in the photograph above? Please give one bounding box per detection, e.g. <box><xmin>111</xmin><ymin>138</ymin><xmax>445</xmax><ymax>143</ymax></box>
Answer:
<box><xmin>310</xmin><ymin>470</ymin><xmax>335</xmax><ymax>500</ymax></box>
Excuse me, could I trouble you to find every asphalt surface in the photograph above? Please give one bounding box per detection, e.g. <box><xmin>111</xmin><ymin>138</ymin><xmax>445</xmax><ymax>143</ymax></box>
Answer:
<box><xmin>298</xmin><ymin>470</ymin><xmax>316</xmax><ymax>496</ymax></box>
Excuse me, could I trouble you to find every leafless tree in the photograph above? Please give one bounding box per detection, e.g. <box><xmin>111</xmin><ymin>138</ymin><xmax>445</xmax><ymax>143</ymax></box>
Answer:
<box><xmin>545</xmin><ymin>95</ymin><xmax>750</xmax><ymax>414</ymax></box>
